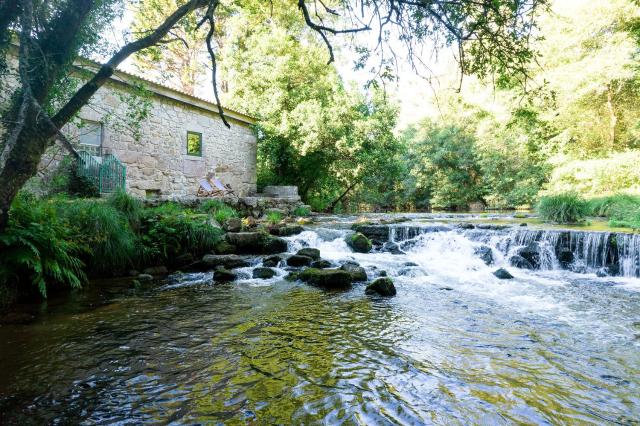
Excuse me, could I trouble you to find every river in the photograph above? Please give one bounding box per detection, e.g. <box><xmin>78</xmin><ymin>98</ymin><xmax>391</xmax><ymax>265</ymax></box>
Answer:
<box><xmin>1</xmin><ymin>214</ymin><xmax>639</xmax><ymax>424</ymax></box>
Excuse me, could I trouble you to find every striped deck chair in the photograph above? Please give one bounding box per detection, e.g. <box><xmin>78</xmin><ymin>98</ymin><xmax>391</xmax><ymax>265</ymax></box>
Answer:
<box><xmin>197</xmin><ymin>178</ymin><xmax>225</xmax><ymax>197</ymax></box>
<box><xmin>211</xmin><ymin>177</ymin><xmax>237</xmax><ymax>198</ymax></box>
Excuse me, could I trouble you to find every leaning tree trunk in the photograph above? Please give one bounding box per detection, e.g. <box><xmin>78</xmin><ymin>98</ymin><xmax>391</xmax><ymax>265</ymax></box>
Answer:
<box><xmin>0</xmin><ymin>104</ymin><xmax>55</xmax><ymax>231</ymax></box>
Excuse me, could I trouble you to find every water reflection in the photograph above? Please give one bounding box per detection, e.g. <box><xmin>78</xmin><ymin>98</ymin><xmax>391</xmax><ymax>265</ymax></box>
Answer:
<box><xmin>1</xmin><ymin>271</ymin><xmax>639</xmax><ymax>424</ymax></box>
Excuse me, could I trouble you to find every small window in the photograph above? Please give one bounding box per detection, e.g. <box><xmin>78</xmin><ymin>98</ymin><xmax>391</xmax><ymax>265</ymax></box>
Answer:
<box><xmin>79</xmin><ymin>120</ymin><xmax>102</xmax><ymax>146</ymax></box>
<box><xmin>186</xmin><ymin>131</ymin><xmax>202</xmax><ymax>156</ymax></box>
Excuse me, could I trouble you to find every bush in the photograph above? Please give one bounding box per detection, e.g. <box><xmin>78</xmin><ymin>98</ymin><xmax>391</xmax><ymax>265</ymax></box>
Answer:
<box><xmin>266</xmin><ymin>210</ymin><xmax>282</xmax><ymax>225</ymax></box>
<box><xmin>107</xmin><ymin>191</ymin><xmax>142</xmax><ymax>227</ymax></box>
<box><xmin>0</xmin><ymin>194</ymin><xmax>86</xmax><ymax>299</ymax></box>
<box><xmin>56</xmin><ymin>199</ymin><xmax>137</xmax><ymax>274</ymax></box>
<box><xmin>537</xmin><ymin>193</ymin><xmax>588</xmax><ymax>224</ymax></box>
<box><xmin>198</xmin><ymin>199</ymin><xmax>227</xmax><ymax>213</ymax></box>
<box><xmin>293</xmin><ymin>206</ymin><xmax>311</xmax><ymax>217</ymax></box>
<box><xmin>214</xmin><ymin>206</ymin><xmax>239</xmax><ymax>224</ymax></box>
<box><xmin>587</xmin><ymin>194</ymin><xmax>640</xmax><ymax>228</ymax></box>
<box><xmin>140</xmin><ymin>210</ymin><xmax>224</xmax><ymax>265</ymax></box>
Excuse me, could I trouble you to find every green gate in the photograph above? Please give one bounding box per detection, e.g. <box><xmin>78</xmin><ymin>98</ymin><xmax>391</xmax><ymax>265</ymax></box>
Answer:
<box><xmin>76</xmin><ymin>151</ymin><xmax>126</xmax><ymax>193</ymax></box>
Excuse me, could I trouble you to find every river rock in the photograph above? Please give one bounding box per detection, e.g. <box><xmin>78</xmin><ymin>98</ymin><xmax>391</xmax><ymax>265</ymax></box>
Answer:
<box><xmin>365</xmin><ymin>277</ymin><xmax>397</xmax><ymax>296</ymax></box>
<box><xmin>172</xmin><ymin>253</ymin><xmax>194</xmax><ymax>267</ymax></box>
<box><xmin>287</xmin><ymin>255</ymin><xmax>313</xmax><ymax>267</ymax></box>
<box><xmin>262</xmin><ymin>255</ymin><xmax>282</xmax><ymax>267</ymax></box>
<box><xmin>517</xmin><ymin>243</ymin><xmax>540</xmax><ymax>268</ymax></box>
<box><xmin>340</xmin><ymin>263</ymin><xmax>367</xmax><ymax>281</ymax></box>
<box><xmin>270</xmin><ymin>225</ymin><xmax>304</xmax><ymax>237</ymax></box>
<box><xmin>226</xmin><ymin>232</ymin><xmax>288</xmax><ymax>254</ymax></box>
<box><xmin>346</xmin><ymin>232</ymin><xmax>372</xmax><ymax>253</ymax></box>
<box><xmin>456</xmin><ymin>222</ymin><xmax>475</xmax><ymax>230</ymax></box>
<box><xmin>137</xmin><ymin>273</ymin><xmax>154</xmax><ymax>282</ymax></box>
<box><xmin>493</xmin><ymin>268</ymin><xmax>514</xmax><ymax>279</ymax></box>
<box><xmin>222</xmin><ymin>217</ymin><xmax>243</xmax><ymax>233</ymax></box>
<box><xmin>213</xmin><ymin>240</ymin><xmax>236</xmax><ymax>255</ymax></box>
<box><xmin>311</xmin><ymin>259</ymin><xmax>332</xmax><ymax>269</ymax></box>
<box><xmin>298</xmin><ymin>268</ymin><xmax>352</xmax><ymax>289</ymax></box>
<box><xmin>558</xmin><ymin>248</ymin><xmax>574</xmax><ymax>267</ymax></box>
<box><xmin>382</xmin><ymin>241</ymin><xmax>403</xmax><ymax>255</ymax></box>
<box><xmin>214</xmin><ymin>268</ymin><xmax>236</xmax><ymax>282</ymax></box>
<box><xmin>253</xmin><ymin>267</ymin><xmax>276</xmax><ymax>279</ymax></box>
<box><xmin>474</xmin><ymin>245</ymin><xmax>494</xmax><ymax>265</ymax></box>
<box><xmin>403</xmin><ymin>262</ymin><xmax>419</xmax><ymax>267</ymax></box>
<box><xmin>143</xmin><ymin>265</ymin><xmax>168</xmax><ymax>276</ymax></box>
<box><xmin>509</xmin><ymin>255</ymin><xmax>534</xmax><ymax>270</ymax></box>
<box><xmin>296</xmin><ymin>248</ymin><xmax>320</xmax><ymax>260</ymax></box>
<box><xmin>202</xmin><ymin>254</ymin><xmax>250</xmax><ymax>269</ymax></box>
<box><xmin>352</xmin><ymin>225</ymin><xmax>389</xmax><ymax>244</ymax></box>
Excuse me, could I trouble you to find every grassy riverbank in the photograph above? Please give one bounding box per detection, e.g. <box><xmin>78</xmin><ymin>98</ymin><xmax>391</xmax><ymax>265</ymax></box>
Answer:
<box><xmin>537</xmin><ymin>193</ymin><xmax>640</xmax><ymax>229</ymax></box>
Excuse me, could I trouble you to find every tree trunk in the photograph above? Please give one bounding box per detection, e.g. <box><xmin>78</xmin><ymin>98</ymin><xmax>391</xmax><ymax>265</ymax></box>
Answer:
<box><xmin>325</xmin><ymin>180</ymin><xmax>359</xmax><ymax>213</ymax></box>
<box><xmin>606</xmin><ymin>83</ymin><xmax>617</xmax><ymax>150</ymax></box>
<box><xmin>0</xmin><ymin>105</ymin><xmax>55</xmax><ymax>231</ymax></box>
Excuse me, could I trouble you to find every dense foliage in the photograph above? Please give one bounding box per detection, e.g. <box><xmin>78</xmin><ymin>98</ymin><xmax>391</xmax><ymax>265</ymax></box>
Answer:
<box><xmin>537</xmin><ymin>193</ymin><xmax>589</xmax><ymax>224</ymax></box>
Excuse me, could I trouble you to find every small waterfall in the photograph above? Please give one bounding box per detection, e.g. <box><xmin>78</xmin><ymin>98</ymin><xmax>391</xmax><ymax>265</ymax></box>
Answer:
<box><xmin>388</xmin><ymin>224</ymin><xmax>451</xmax><ymax>243</ymax></box>
<box><xmin>617</xmin><ymin>234</ymin><xmax>640</xmax><ymax>277</ymax></box>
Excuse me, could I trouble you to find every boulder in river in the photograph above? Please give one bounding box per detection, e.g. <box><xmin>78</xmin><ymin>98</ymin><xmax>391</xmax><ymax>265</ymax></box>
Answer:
<box><xmin>270</xmin><ymin>225</ymin><xmax>304</xmax><ymax>237</ymax></box>
<box><xmin>493</xmin><ymin>268</ymin><xmax>514</xmax><ymax>279</ymax></box>
<box><xmin>226</xmin><ymin>232</ymin><xmax>288</xmax><ymax>254</ymax></box>
<box><xmin>340</xmin><ymin>262</ymin><xmax>368</xmax><ymax>281</ymax></box>
<box><xmin>137</xmin><ymin>273</ymin><xmax>154</xmax><ymax>283</ymax></box>
<box><xmin>509</xmin><ymin>255</ymin><xmax>534</xmax><ymax>270</ymax></box>
<box><xmin>474</xmin><ymin>245</ymin><xmax>494</xmax><ymax>266</ymax></box>
<box><xmin>253</xmin><ymin>267</ymin><xmax>276</xmax><ymax>279</ymax></box>
<box><xmin>214</xmin><ymin>268</ymin><xmax>236</xmax><ymax>282</ymax></box>
<box><xmin>382</xmin><ymin>241</ymin><xmax>403</xmax><ymax>255</ymax></box>
<box><xmin>296</xmin><ymin>248</ymin><xmax>321</xmax><ymax>260</ymax></box>
<box><xmin>298</xmin><ymin>268</ymin><xmax>352</xmax><ymax>289</ymax></box>
<box><xmin>262</xmin><ymin>255</ymin><xmax>282</xmax><ymax>267</ymax></box>
<box><xmin>202</xmin><ymin>254</ymin><xmax>250</xmax><ymax>269</ymax></box>
<box><xmin>517</xmin><ymin>243</ymin><xmax>540</xmax><ymax>268</ymax></box>
<box><xmin>365</xmin><ymin>277</ymin><xmax>397</xmax><ymax>296</ymax></box>
<box><xmin>287</xmin><ymin>255</ymin><xmax>313</xmax><ymax>267</ymax></box>
<box><xmin>311</xmin><ymin>259</ymin><xmax>332</xmax><ymax>269</ymax></box>
<box><xmin>558</xmin><ymin>248</ymin><xmax>574</xmax><ymax>267</ymax></box>
<box><xmin>346</xmin><ymin>232</ymin><xmax>372</xmax><ymax>253</ymax></box>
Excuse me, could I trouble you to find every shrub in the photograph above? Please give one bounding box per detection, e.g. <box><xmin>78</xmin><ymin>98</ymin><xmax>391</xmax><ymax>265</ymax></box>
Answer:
<box><xmin>56</xmin><ymin>199</ymin><xmax>137</xmax><ymax>274</ymax></box>
<box><xmin>537</xmin><ymin>193</ymin><xmax>588</xmax><ymax>224</ymax></box>
<box><xmin>266</xmin><ymin>210</ymin><xmax>282</xmax><ymax>225</ymax></box>
<box><xmin>107</xmin><ymin>191</ymin><xmax>142</xmax><ymax>227</ymax></box>
<box><xmin>140</xmin><ymin>210</ymin><xmax>224</xmax><ymax>264</ymax></box>
<box><xmin>214</xmin><ymin>206</ymin><xmax>239</xmax><ymax>224</ymax></box>
<box><xmin>293</xmin><ymin>206</ymin><xmax>311</xmax><ymax>217</ymax></box>
<box><xmin>0</xmin><ymin>193</ymin><xmax>86</xmax><ymax>299</ymax></box>
<box><xmin>198</xmin><ymin>199</ymin><xmax>227</xmax><ymax>213</ymax></box>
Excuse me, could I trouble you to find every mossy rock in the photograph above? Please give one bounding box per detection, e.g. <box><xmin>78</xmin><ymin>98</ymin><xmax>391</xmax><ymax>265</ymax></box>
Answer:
<box><xmin>365</xmin><ymin>277</ymin><xmax>396</xmax><ymax>296</ymax></box>
<box><xmin>253</xmin><ymin>267</ymin><xmax>276</xmax><ymax>279</ymax></box>
<box><xmin>296</xmin><ymin>248</ymin><xmax>320</xmax><ymax>260</ymax></box>
<box><xmin>262</xmin><ymin>255</ymin><xmax>282</xmax><ymax>267</ymax></box>
<box><xmin>214</xmin><ymin>268</ymin><xmax>236</xmax><ymax>282</ymax></box>
<box><xmin>214</xmin><ymin>240</ymin><xmax>236</xmax><ymax>255</ymax></box>
<box><xmin>226</xmin><ymin>232</ymin><xmax>287</xmax><ymax>254</ymax></box>
<box><xmin>311</xmin><ymin>259</ymin><xmax>332</xmax><ymax>269</ymax></box>
<box><xmin>346</xmin><ymin>232</ymin><xmax>372</xmax><ymax>253</ymax></box>
<box><xmin>287</xmin><ymin>255</ymin><xmax>313</xmax><ymax>267</ymax></box>
<box><xmin>340</xmin><ymin>262</ymin><xmax>367</xmax><ymax>281</ymax></box>
<box><xmin>298</xmin><ymin>268</ymin><xmax>352</xmax><ymax>289</ymax></box>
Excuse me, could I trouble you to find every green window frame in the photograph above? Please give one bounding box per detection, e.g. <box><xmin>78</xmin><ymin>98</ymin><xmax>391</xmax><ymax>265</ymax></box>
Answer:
<box><xmin>186</xmin><ymin>131</ymin><xmax>203</xmax><ymax>157</ymax></box>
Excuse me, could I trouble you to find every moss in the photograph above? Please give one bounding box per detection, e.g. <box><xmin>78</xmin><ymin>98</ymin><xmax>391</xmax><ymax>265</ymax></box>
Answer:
<box><xmin>298</xmin><ymin>268</ymin><xmax>352</xmax><ymax>289</ymax></box>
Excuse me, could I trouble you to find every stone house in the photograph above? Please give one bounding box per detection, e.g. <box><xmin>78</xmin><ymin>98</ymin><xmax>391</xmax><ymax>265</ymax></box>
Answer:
<box><xmin>62</xmin><ymin>65</ymin><xmax>258</xmax><ymax>198</ymax></box>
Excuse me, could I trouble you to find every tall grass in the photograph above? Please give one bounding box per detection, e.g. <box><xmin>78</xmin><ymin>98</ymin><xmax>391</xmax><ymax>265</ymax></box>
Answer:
<box><xmin>537</xmin><ymin>193</ymin><xmax>588</xmax><ymax>224</ymax></box>
<box><xmin>197</xmin><ymin>199</ymin><xmax>239</xmax><ymax>223</ymax></box>
<box><xmin>587</xmin><ymin>194</ymin><xmax>640</xmax><ymax>228</ymax></box>
<box><xmin>107</xmin><ymin>191</ymin><xmax>142</xmax><ymax>227</ymax></box>
<box><xmin>293</xmin><ymin>206</ymin><xmax>311</xmax><ymax>217</ymax></box>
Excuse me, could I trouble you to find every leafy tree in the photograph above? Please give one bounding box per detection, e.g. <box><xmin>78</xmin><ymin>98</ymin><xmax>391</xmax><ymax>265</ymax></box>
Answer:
<box><xmin>0</xmin><ymin>0</ymin><xmax>546</xmax><ymax>229</ymax></box>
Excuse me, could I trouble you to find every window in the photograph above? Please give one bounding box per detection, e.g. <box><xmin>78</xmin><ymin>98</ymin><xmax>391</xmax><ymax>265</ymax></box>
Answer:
<box><xmin>78</xmin><ymin>120</ymin><xmax>102</xmax><ymax>156</ymax></box>
<box><xmin>186</xmin><ymin>131</ymin><xmax>202</xmax><ymax>156</ymax></box>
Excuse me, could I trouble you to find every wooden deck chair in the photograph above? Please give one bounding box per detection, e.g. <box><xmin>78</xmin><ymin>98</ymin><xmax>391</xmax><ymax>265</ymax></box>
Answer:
<box><xmin>211</xmin><ymin>177</ymin><xmax>238</xmax><ymax>198</ymax></box>
<box><xmin>197</xmin><ymin>178</ymin><xmax>224</xmax><ymax>197</ymax></box>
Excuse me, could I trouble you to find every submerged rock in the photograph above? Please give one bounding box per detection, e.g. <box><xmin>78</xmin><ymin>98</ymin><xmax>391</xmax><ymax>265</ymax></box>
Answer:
<box><xmin>262</xmin><ymin>255</ymin><xmax>282</xmax><ymax>267</ymax></box>
<box><xmin>382</xmin><ymin>241</ymin><xmax>403</xmax><ymax>255</ymax></box>
<box><xmin>287</xmin><ymin>255</ymin><xmax>313</xmax><ymax>267</ymax></box>
<box><xmin>214</xmin><ymin>268</ymin><xmax>236</xmax><ymax>282</ymax></box>
<box><xmin>493</xmin><ymin>268</ymin><xmax>514</xmax><ymax>279</ymax></box>
<box><xmin>365</xmin><ymin>277</ymin><xmax>396</xmax><ymax>296</ymax></box>
<box><xmin>340</xmin><ymin>263</ymin><xmax>368</xmax><ymax>281</ymax></box>
<box><xmin>253</xmin><ymin>267</ymin><xmax>276</xmax><ymax>279</ymax></box>
<box><xmin>509</xmin><ymin>255</ymin><xmax>534</xmax><ymax>270</ymax></box>
<box><xmin>456</xmin><ymin>222</ymin><xmax>475</xmax><ymax>230</ymax></box>
<box><xmin>298</xmin><ymin>268</ymin><xmax>352</xmax><ymax>289</ymax></box>
<box><xmin>474</xmin><ymin>245</ymin><xmax>494</xmax><ymax>266</ymax></box>
<box><xmin>346</xmin><ymin>232</ymin><xmax>372</xmax><ymax>253</ymax></box>
<box><xmin>311</xmin><ymin>259</ymin><xmax>332</xmax><ymax>269</ymax></box>
<box><xmin>226</xmin><ymin>232</ymin><xmax>287</xmax><ymax>254</ymax></box>
<box><xmin>517</xmin><ymin>243</ymin><xmax>540</xmax><ymax>268</ymax></box>
<box><xmin>296</xmin><ymin>248</ymin><xmax>321</xmax><ymax>260</ymax></box>
<box><xmin>202</xmin><ymin>254</ymin><xmax>250</xmax><ymax>269</ymax></box>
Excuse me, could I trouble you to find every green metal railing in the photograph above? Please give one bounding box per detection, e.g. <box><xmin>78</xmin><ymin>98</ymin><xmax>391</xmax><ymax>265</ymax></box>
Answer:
<box><xmin>76</xmin><ymin>151</ymin><xmax>126</xmax><ymax>193</ymax></box>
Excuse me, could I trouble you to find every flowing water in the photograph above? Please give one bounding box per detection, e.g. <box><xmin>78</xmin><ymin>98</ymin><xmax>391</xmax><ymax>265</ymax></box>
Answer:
<box><xmin>1</xmin><ymin>219</ymin><xmax>640</xmax><ymax>424</ymax></box>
